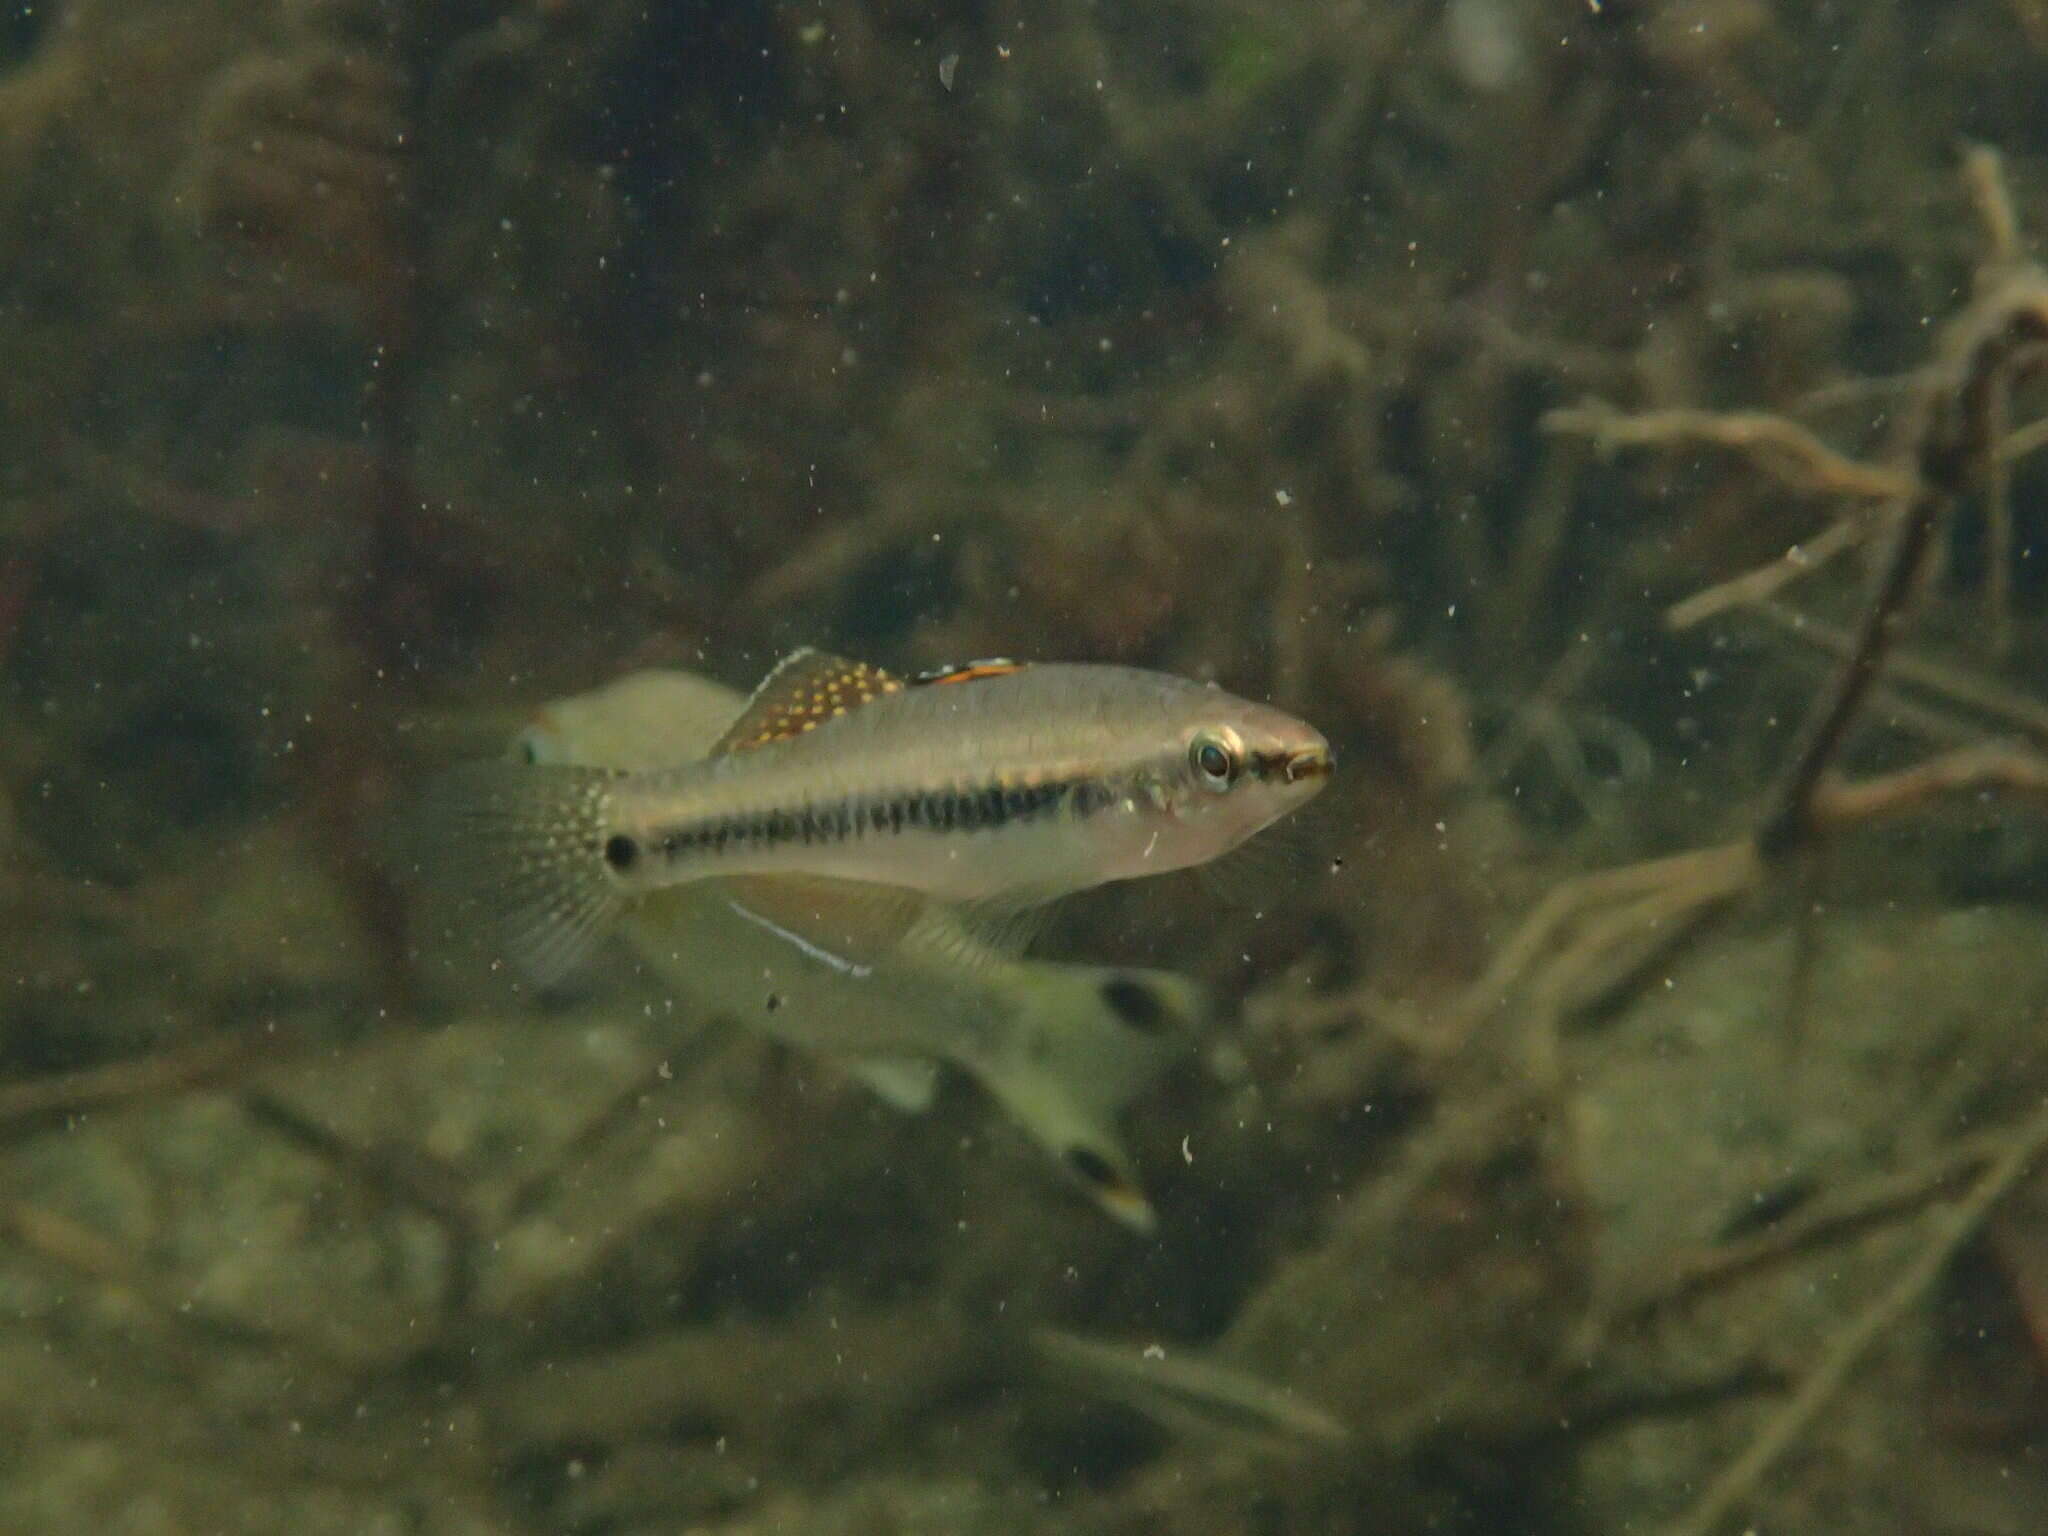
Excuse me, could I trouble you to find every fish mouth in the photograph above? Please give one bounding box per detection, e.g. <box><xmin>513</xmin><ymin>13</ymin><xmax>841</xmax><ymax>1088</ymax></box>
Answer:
<box><xmin>1281</xmin><ymin>744</ymin><xmax>1334</xmax><ymax>784</ymax></box>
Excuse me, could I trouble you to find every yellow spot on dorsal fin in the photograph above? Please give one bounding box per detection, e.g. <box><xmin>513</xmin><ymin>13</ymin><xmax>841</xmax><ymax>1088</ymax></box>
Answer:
<box><xmin>710</xmin><ymin>648</ymin><xmax>905</xmax><ymax>755</ymax></box>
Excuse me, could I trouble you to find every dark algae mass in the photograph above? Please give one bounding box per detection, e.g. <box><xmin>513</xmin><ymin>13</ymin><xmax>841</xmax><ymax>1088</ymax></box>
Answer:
<box><xmin>5</xmin><ymin>1</ymin><xmax>2048</xmax><ymax>1531</ymax></box>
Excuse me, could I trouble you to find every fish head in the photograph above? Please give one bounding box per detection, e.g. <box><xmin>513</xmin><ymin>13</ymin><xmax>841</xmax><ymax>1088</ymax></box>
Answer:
<box><xmin>511</xmin><ymin>712</ymin><xmax>566</xmax><ymax>764</ymax></box>
<box><xmin>1151</xmin><ymin>686</ymin><xmax>1333</xmax><ymax>854</ymax></box>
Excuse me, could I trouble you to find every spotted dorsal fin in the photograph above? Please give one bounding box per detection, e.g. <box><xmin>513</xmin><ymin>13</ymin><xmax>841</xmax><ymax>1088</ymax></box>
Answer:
<box><xmin>710</xmin><ymin>648</ymin><xmax>905</xmax><ymax>756</ymax></box>
<box><xmin>913</xmin><ymin>657</ymin><xmax>1027</xmax><ymax>686</ymax></box>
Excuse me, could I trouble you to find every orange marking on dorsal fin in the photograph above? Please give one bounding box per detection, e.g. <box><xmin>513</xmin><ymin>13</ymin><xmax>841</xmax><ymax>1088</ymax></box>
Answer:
<box><xmin>710</xmin><ymin>648</ymin><xmax>905</xmax><ymax>756</ymax></box>
<box><xmin>913</xmin><ymin>658</ymin><xmax>1027</xmax><ymax>686</ymax></box>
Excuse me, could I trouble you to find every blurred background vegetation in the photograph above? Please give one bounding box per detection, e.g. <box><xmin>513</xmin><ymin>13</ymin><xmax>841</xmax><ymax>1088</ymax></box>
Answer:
<box><xmin>5</xmin><ymin>1</ymin><xmax>2048</xmax><ymax>1531</ymax></box>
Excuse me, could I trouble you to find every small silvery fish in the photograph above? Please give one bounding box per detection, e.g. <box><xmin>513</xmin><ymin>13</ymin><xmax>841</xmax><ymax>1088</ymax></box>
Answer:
<box><xmin>414</xmin><ymin>648</ymin><xmax>1333</xmax><ymax>986</ymax></box>
<box><xmin>515</xmin><ymin>668</ymin><xmax>1214</xmax><ymax>1230</ymax></box>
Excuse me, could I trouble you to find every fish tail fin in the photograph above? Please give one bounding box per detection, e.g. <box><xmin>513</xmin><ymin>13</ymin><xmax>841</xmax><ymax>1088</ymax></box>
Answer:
<box><xmin>404</xmin><ymin>760</ymin><xmax>626</xmax><ymax>988</ymax></box>
<box><xmin>985</xmin><ymin>961</ymin><xmax>1210</xmax><ymax>1111</ymax></box>
<box><xmin>1052</xmin><ymin>1135</ymin><xmax>1159</xmax><ymax>1233</ymax></box>
<box><xmin>964</xmin><ymin>964</ymin><xmax>1210</xmax><ymax>1232</ymax></box>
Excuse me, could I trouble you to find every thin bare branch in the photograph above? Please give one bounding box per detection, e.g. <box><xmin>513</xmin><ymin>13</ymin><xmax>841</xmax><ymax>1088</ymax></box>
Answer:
<box><xmin>1661</xmin><ymin>1093</ymin><xmax>2048</xmax><ymax>1536</ymax></box>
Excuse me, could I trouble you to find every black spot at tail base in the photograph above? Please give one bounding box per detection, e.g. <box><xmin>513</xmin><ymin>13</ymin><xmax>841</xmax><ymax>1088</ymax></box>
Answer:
<box><xmin>1100</xmin><ymin>975</ymin><xmax>1169</xmax><ymax>1034</ymax></box>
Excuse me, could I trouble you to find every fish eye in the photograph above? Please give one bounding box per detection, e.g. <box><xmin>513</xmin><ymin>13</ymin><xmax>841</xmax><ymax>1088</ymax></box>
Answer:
<box><xmin>1188</xmin><ymin>731</ymin><xmax>1239</xmax><ymax>790</ymax></box>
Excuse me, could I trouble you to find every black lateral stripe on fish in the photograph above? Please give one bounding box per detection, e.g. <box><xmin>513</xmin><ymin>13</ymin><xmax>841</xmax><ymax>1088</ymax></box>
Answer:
<box><xmin>711</xmin><ymin>648</ymin><xmax>905</xmax><ymax>755</ymax></box>
<box><xmin>641</xmin><ymin>776</ymin><xmax>1107</xmax><ymax>866</ymax></box>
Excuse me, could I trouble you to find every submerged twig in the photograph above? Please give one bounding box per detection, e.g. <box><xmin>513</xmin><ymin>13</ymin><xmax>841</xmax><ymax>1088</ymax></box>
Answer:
<box><xmin>1468</xmin><ymin>215</ymin><xmax>2048</xmax><ymax>1069</ymax></box>
<box><xmin>0</xmin><ymin>1030</ymin><xmax>287</xmax><ymax>1140</ymax></box>
<box><xmin>1449</xmin><ymin>840</ymin><xmax>1758</xmax><ymax>1076</ymax></box>
<box><xmin>240</xmin><ymin>1089</ymin><xmax>480</xmax><ymax>1318</ymax></box>
<box><xmin>1963</xmin><ymin>143</ymin><xmax>2024</xmax><ymax>267</ymax></box>
<box><xmin>1614</xmin><ymin>1131</ymin><xmax>2010</xmax><ymax>1324</ymax></box>
<box><xmin>1665</xmin><ymin>517</ymin><xmax>1868</xmax><ymax>631</ymax></box>
<box><xmin>1758</xmin><ymin>267</ymin><xmax>2048</xmax><ymax>859</ymax></box>
<box><xmin>1028</xmin><ymin>1327</ymin><xmax>1349</xmax><ymax>1451</ymax></box>
<box><xmin>1543</xmin><ymin>402</ymin><xmax>1911</xmax><ymax>501</ymax></box>
<box><xmin>1745</xmin><ymin>601</ymin><xmax>2048</xmax><ymax>748</ymax></box>
<box><xmin>1809</xmin><ymin>742</ymin><xmax>2048</xmax><ymax>825</ymax></box>
<box><xmin>1551</xmin><ymin>158</ymin><xmax>2048</xmax><ymax>647</ymax></box>
<box><xmin>1660</xmin><ymin>1093</ymin><xmax>2048</xmax><ymax>1536</ymax></box>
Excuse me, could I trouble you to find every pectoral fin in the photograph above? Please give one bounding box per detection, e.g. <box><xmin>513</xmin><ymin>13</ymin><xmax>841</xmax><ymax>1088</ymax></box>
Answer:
<box><xmin>721</xmin><ymin>874</ymin><xmax>930</xmax><ymax>974</ymax></box>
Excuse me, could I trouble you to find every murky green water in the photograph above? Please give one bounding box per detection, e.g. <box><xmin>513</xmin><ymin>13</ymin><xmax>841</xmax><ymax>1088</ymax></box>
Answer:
<box><xmin>3</xmin><ymin>2</ymin><xmax>2047</xmax><ymax>1531</ymax></box>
